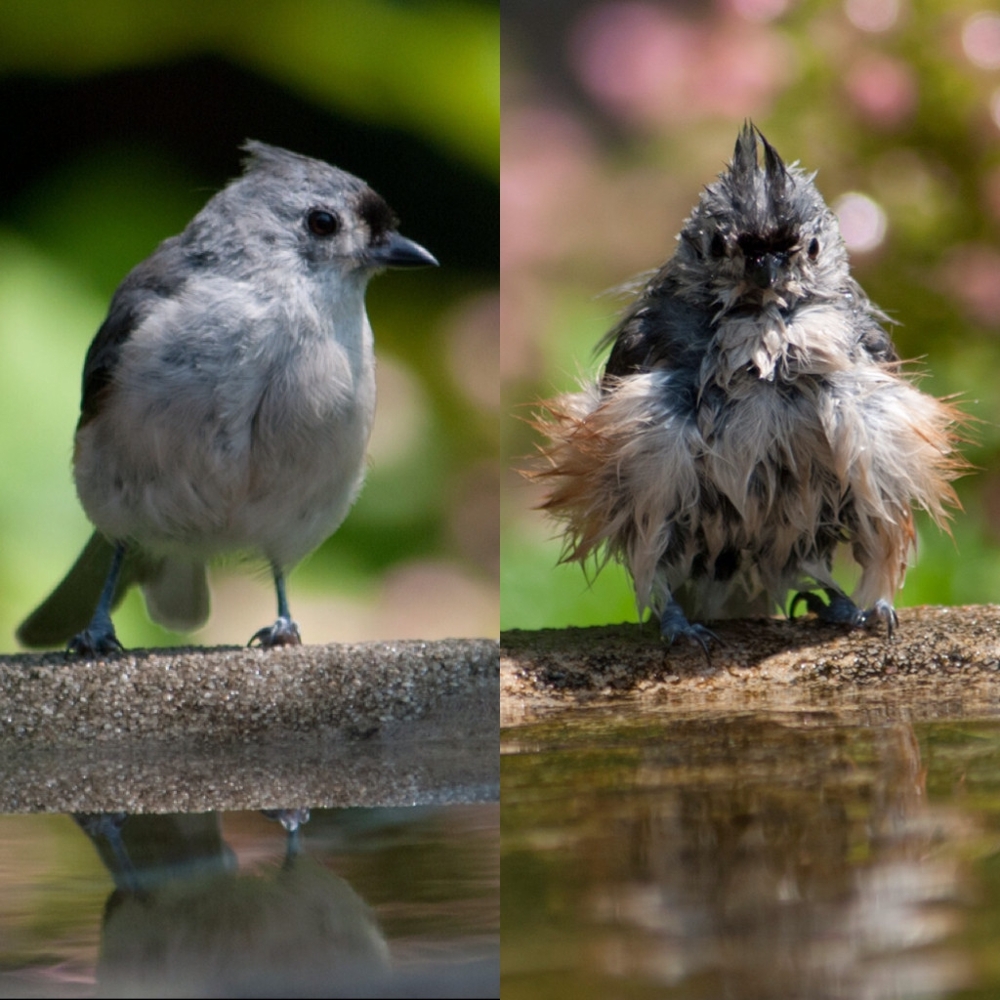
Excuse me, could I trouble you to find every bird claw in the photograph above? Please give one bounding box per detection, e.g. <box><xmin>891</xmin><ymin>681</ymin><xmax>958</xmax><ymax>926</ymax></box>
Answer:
<box><xmin>862</xmin><ymin>599</ymin><xmax>898</xmax><ymax>640</ymax></box>
<box><xmin>248</xmin><ymin>616</ymin><xmax>302</xmax><ymax>649</ymax></box>
<box><xmin>659</xmin><ymin>604</ymin><xmax>721</xmax><ymax>662</ymax></box>
<box><xmin>66</xmin><ymin>626</ymin><xmax>124</xmax><ymax>658</ymax></box>
<box><xmin>791</xmin><ymin>590</ymin><xmax>897</xmax><ymax>639</ymax></box>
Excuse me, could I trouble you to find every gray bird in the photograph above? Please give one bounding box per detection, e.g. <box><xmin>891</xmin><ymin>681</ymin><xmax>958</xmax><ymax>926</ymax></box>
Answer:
<box><xmin>18</xmin><ymin>141</ymin><xmax>437</xmax><ymax>655</ymax></box>
<box><xmin>532</xmin><ymin>123</ymin><xmax>965</xmax><ymax>652</ymax></box>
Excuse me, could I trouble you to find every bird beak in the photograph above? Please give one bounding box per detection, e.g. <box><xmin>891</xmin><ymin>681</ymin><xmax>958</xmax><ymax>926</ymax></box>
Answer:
<box><xmin>369</xmin><ymin>232</ymin><xmax>439</xmax><ymax>269</ymax></box>
<box><xmin>746</xmin><ymin>253</ymin><xmax>781</xmax><ymax>290</ymax></box>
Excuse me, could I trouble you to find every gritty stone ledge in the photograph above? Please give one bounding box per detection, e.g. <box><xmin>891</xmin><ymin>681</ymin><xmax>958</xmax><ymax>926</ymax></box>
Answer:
<box><xmin>501</xmin><ymin>607</ymin><xmax>1000</xmax><ymax>727</ymax></box>
<box><xmin>0</xmin><ymin>638</ymin><xmax>499</xmax><ymax>813</ymax></box>
<box><xmin>1</xmin><ymin>638</ymin><xmax>498</xmax><ymax>744</ymax></box>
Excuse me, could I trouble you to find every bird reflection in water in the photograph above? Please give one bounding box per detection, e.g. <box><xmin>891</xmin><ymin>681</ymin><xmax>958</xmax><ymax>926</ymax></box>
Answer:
<box><xmin>74</xmin><ymin>809</ymin><xmax>389</xmax><ymax>997</ymax></box>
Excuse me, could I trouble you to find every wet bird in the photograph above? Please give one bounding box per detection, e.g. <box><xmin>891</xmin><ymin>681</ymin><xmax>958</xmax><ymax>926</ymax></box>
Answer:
<box><xmin>532</xmin><ymin>123</ymin><xmax>965</xmax><ymax>653</ymax></box>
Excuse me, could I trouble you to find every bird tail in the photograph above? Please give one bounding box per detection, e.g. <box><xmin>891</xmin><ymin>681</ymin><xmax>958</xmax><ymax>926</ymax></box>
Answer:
<box><xmin>16</xmin><ymin>532</ymin><xmax>209</xmax><ymax>648</ymax></box>
<box><xmin>17</xmin><ymin>533</ymin><xmax>133</xmax><ymax>648</ymax></box>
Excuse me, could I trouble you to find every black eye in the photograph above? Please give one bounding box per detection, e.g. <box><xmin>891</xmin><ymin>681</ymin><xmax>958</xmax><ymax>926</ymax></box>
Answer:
<box><xmin>710</xmin><ymin>232</ymin><xmax>726</xmax><ymax>258</ymax></box>
<box><xmin>807</xmin><ymin>237</ymin><xmax>819</xmax><ymax>259</ymax></box>
<box><xmin>307</xmin><ymin>209</ymin><xmax>340</xmax><ymax>237</ymax></box>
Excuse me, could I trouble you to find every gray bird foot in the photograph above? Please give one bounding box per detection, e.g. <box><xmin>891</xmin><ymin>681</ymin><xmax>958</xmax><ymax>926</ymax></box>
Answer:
<box><xmin>67</xmin><ymin>626</ymin><xmax>124</xmax><ymax>657</ymax></box>
<box><xmin>248</xmin><ymin>616</ymin><xmax>302</xmax><ymax>649</ymax></box>
<box><xmin>659</xmin><ymin>603</ymin><xmax>720</xmax><ymax>662</ymax></box>
<box><xmin>790</xmin><ymin>590</ymin><xmax>898</xmax><ymax>639</ymax></box>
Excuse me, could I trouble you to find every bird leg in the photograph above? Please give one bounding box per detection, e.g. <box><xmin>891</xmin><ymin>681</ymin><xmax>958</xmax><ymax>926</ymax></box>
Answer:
<box><xmin>67</xmin><ymin>540</ymin><xmax>126</xmax><ymax>656</ymax></box>
<box><xmin>248</xmin><ymin>567</ymin><xmax>302</xmax><ymax>648</ymax></box>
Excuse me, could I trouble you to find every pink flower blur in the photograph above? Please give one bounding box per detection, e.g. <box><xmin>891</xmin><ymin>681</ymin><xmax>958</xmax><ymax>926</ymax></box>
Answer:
<box><xmin>939</xmin><ymin>244</ymin><xmax>1000</xmax><ymax>327</ymax></box>
<box><xmin>844</xmin><ymin>53</ymin><xmax>918</xmax><ymax>128</ymax></box>
<box><xmin>501</xmin><ymin>106</ymin><xmax>597</xmax><ymax>274</ymax></box>
<box><xmin>844</xmin><ymin>0</ymin><xmax>902</xmax><ymax>34</ymax></box>
<box><xmin>569</xmin><ymin>2</ymin><xmax>794</xmax><ymax>127</ymax></box>
<box><xmin>963</xmin><ymin>12</ymin><xmax>1000</xmax><ymax>70</ymax></box>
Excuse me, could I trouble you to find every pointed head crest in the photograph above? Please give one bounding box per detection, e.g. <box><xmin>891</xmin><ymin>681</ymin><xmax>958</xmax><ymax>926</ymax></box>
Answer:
<box><xmin>725</xmin><ymin>122</ymin><xmax>791</xmax><ymax>233</ymax></box>
<box><xmin>681</xmin><ymin>122</ymin><xmax>838</xmax><ymax>270</ymax></box>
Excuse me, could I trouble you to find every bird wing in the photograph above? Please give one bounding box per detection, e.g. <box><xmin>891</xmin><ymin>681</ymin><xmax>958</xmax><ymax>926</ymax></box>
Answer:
<box><xmin>78</xmin><ymin>235</ymin><xmax>190</xmax><ymax>427</ymax></box>
<box><xmin>600</xmin><ymin>274</ymin><xmax>714</xmax><ymax>383</ymax></box>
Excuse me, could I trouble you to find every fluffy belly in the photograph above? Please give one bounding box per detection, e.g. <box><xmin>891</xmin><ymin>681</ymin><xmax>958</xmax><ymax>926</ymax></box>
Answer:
<box><xmin>73</xmin><ymin>378</ymin><xmax>373</xmax><ymax>567</ymax></box>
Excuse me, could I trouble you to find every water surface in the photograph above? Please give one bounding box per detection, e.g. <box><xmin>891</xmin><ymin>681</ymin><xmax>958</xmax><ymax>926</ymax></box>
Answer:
<box><xmin>1</xmin><ymin>803</ymin><xmax>499</xmax><ymax>998</ymax></box>
<box><xmin>502</xmin><ymin>708</ymin><xmax>1000</xmax><ymax>999</ymax></box>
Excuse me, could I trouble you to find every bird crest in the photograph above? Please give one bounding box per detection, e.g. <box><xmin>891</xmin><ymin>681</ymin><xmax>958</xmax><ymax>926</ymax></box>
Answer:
<box><xmin>720</xmin><ymin>122</ymin><xmax>793</xmax><ymax>239</ymax></box>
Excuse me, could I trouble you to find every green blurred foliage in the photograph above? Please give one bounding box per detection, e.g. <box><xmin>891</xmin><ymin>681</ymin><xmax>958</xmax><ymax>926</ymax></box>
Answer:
<box><xmin>502</xmin><ymin>0</ymin><xmax>1000</xmax><ymax>631</ymax></box>
<box><xmin>0</xmin><ymin>0</ymin><xmax>499</xmax><ymax>650</ymax></box>
<box><xmin>0</xmin><ymin>0</ymin><xmax>498</xmax><ymax>174</ymax></box>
